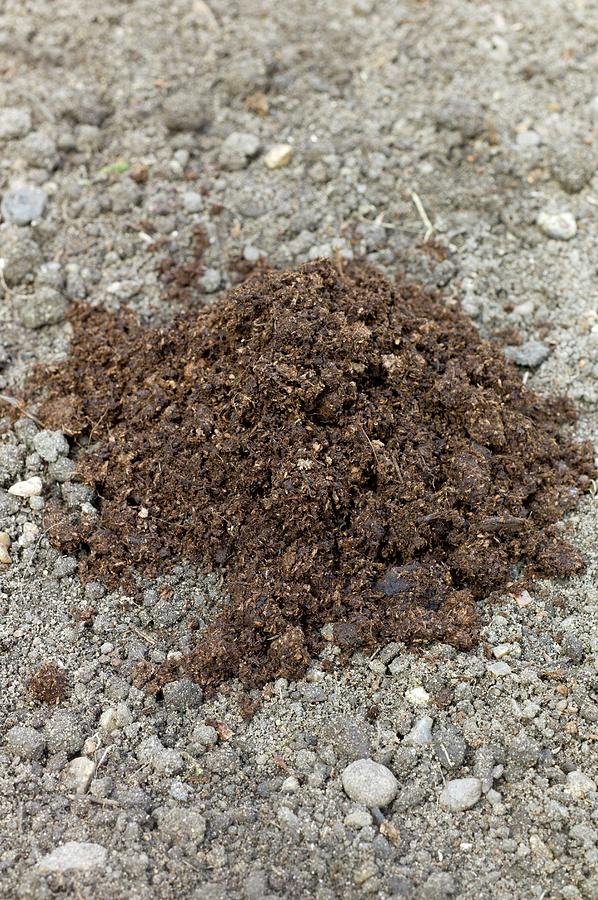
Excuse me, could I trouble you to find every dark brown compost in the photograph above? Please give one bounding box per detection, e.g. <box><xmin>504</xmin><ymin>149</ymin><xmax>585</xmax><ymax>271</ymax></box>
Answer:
<box><xmin>35</xmin><ymin>260</ymin><xmax>595</xmax><ymax>689</ymax></box>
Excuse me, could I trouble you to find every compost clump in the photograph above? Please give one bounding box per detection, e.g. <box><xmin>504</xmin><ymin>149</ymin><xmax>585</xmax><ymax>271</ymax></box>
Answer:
<box><xmin>38</xmin><ymin>260</ymin><xmax>595</xmax><ymax>688</ymax></box>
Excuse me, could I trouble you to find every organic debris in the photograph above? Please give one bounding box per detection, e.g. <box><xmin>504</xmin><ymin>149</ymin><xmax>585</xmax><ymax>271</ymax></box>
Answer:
<box><xmin>34</xmin><ymin>260</ymin><xmax>595</xmax><ymax>689</ymax></box>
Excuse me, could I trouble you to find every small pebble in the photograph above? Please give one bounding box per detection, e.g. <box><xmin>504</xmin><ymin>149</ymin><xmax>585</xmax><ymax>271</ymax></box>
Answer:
<box><xmin>219</xmin><ymin>132</ymin><xmax>260</xmax><ymax>171</ymax></box>
<box><xmin>0</xmin><ymin>107</ymin><xmax>32</xmax><ymax>141</ymax></box>
<box><xmin>100</xmin><ymin>704</ymin><xmax>133</xmax><ymax>733</ymax></box>
<box><xmin>37</xmin><ymin>842</ymin><xmax>107</xmax><ymax>873</ymax></box>
<box><xmin>341</xmin><ymin>758</ymin><xmax>398</xmax><ymax>807</ymax></box>
<box><xmin>403</xmin><ymin>716</ymin><xmax>434</xmax><ymax>746</ymax></box>
<box><xmin>61</xmin><ymin>757</ymin><xmax>95</xmax><ymax>794</ymax></box>
<box><xmin>566</xmin><ymin>770</ymin><xmax>596</xmax><ymax>798</ymax></box>
<box><xmin>5</xmin><ymin>725</ymin><xmax>46</xmax><ymax>760</ymax></box>
<box><xmin>492</xmin><ymin>643</ymin><xmax>513</xmax><ymax>659</ymax></box>
<box><xmin>537</xmin><ymin>210</ymin><xmax>577</xmax><ymax>240</ymax></box>
<box><xmin>345</xmin><ymin>807</ymin><xmax>373</xmax><ymax>828</ymax></box>
<box><xmin>405</xmin><ymin>686</ymin><xmax>430</xmax><ymax>706</ymax></box>
<box><xmin>8</xmin><ymin>475</ymin><xmax>42</xmax><ymax>497</ymax></box>
<box><xmin>182</xmin><ymin>191</ymin><xmax>203</xmax><ymax>213</ymax></box>
<box><xmin>164</xmin><ymin>90</ymin><xmax>212</xmax><ymax>133</ymax></box>
<box><xmin>264</xmin><ymin>143</ymin><xmax>293</xmax><ymax>169</ymax></box>
<box><xmin>504</xmin><ymin>341</ymin><xmax>550</xmax><ymax>368</ymax></box>
<box><xmin>201</xmin><ymin>268</ymin><xmax>221</xmax><ymax>293</ymax></box>
<box><xmin>281</xmin><ymin>776</ymin><xmax>300</xmax><ymax>793</ymax></box>
<box><xmin>439</xmin><ymin>777</ymin><xmax>482</xmax><ymax>812</ymax></box>
<box><xmin>32</xmin><ymin>429</ymin><xmax>69</xmax><ymax>463</ymax></box>
<box><xmin>1</xmin><ymin>184</ymin><xmax>47</xmax><ymax>225</ymax></box>
<box><xmin>487</xmin><ymin>661</ymin><xmax>511</xmax><ymax>677</ymax></box>
<box><xmin>20</xmin><ymin>287</ymin><xmax>67</xmax><ymax>329</ymax></box>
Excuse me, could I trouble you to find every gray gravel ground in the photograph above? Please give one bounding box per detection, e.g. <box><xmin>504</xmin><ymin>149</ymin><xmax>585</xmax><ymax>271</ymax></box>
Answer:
<box><xmin>1</xmin><ymin>1</ymin><xmax>598</xmax><ymax>898</ymax></box>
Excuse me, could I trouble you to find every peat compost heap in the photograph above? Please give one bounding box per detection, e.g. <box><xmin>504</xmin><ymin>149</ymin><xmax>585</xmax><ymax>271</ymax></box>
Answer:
<box><xmin>38</xmin><ymin>260</ymin><xmax>595</xmax><ymax>689</ymax></box>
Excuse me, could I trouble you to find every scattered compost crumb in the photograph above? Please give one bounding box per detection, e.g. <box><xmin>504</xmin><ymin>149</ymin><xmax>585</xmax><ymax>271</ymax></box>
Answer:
<box><xmin>33</xmin><ymin>260</ymin><xmax>595</xmax><ymax>689</ymax></box>
<box><xmin>26</xmin><ymin>661</ymin><xmax>70</xmax><ymax>704</ymax></box>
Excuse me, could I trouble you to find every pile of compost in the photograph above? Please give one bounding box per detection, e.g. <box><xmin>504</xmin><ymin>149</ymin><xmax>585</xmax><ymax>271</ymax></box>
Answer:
<box><xmin>38</xmin><ymin>260</ymin><xmax>595</xmax><ymax>688</ymax></box>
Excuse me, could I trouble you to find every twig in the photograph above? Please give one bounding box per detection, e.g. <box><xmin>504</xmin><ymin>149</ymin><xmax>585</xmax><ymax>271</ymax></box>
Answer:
<box><xmin>360</xmin><ymin>424</ymin><xmax>379</xmax><ymax>469</ymax></box>
<box><xmin>410</xmin><ymin>191</ymin><xmax>436</xmax><ymax>242</ymax></box>
<box><xmin>0</xmin><ymin>394</ymin><xmax>45</xmax><ymax>427</ymax></box>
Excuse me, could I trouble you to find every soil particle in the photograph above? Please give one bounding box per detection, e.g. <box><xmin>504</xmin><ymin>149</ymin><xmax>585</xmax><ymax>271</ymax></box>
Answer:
<box><xmin>33</xmin><ymin>259</ymin><xmax>595</xmax><ymax>689</ymax></box>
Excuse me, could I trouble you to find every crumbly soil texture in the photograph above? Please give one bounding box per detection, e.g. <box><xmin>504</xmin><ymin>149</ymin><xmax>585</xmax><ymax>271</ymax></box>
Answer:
<box><xmin>37</xmin><ymin>259</ymin><xmax>594</xmax><ymax>689</ymax></box>
<box><xmin>2</xmin><ymin>1</ymin><xmax>598</xmax><ymax>898</ymax></box>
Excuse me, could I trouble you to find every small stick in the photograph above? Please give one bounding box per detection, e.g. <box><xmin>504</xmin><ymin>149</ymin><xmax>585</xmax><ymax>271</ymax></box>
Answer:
<box><xmin>0</xmin><ymin>394</ymin><xmax>45</xmax><ymax>427</ymax></box>
<box><xmin>410</xmin><ymin>191</ymin><xmax>436</xmax><ymax>242</ymax></box>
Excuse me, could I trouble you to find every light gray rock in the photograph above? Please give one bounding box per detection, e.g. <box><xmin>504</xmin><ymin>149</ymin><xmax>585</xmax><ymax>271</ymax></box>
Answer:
<box><xmin>433</xmin><ymin>724</ymin><xmax>466</xmax><ymax>770</ymax></box>
<box><xmin>561</xmin><ymin>632</ymin><xmax>585</xmax><ymax>663</ymax></box>
<box><xmin>45</xmin><ymin>710</ymin><xmax>85</xmax><ymax>755</ymax></box>
<box><xmin>32</xmin><ymin>430</ymin><xmax>69</xmax><ymax>463</ymax></box>
<box><xmin>341</xmin><ymin>758</ymin><xmax>398</xmax><ymax>807</ymax></box>
<box><xmin>156</xmin><ymin>807</ymin><xmax>206</xmax><ymax>844</ymax></box>
<box><xmin>551</xmin><ymin>146</ymin><xmax>596</xmax><ymax>193</ymax></box>
<box><xmin>201</xmin><ymin>268</ymin><xmax>221</xmax><ymax>293</ymax></box>
<box><xmin>189</xmin><ymin>723</ymin><xmax>218</xmax><ymax>751</ymax></box>
<box><xmin>37</xmin><ymin>841</ymin><xmax>107</xmax><ymax>872</ymax></box>
<box><xmin>138</xmin><ymin>736</ymin><xmax>184</xmax><ymax>775</ymax></box>
<box><xmin>61</xmin><ymin>757</ymin><xmax>95</xmax><ymax>794</ymax></box>
<box><xmin>1</xmin><ymin>229</ymin><xmax>42</xmax><ymax>285</ymax></box>
<box><xmin>0</xmin><ymin>445</ymin><xmax>25</xmax><ymax>486</ymax></box>
<box><xmin>1</xmin><ymin>185</ymin><xmax>47</xmax><ymax>225</ymax></box>
<box><xmin>5</xmin><ymin>725</ymin><xmax>46</xmax><ymax>760</ymax></box>
<box><xmin>537</xmin><ymin>209</ymin><xmax>577</xmax><ymax>240</ymax></box>
<box><xmin>403</xmin><ymin>716</ymin><xmax>434</xmax><ymax>747</ymax></box>
<box><xmin>182</xmin><ymin>190</ymin><xmax>203</xmax><ymax>213</ymax></box>
<box><xmin>566</xmin><ymin>770</ymin><xmax>596</xmax><ymax>798</ymax></box>
<box><xmin>20</xmin><ymin>287</ymin><xmax>67</xmax><ymax>329</ymax></box>
<box><xmin>20</xmin><ymin>131</ymin><xmax>59</xmax><ymax>170</ymax></box>
<box><xmin>164</xmin><ymin>91</ymin><xmax>212</xmax><ymax>133</ymax></box>
<box><xmin>0</xmin><ymin>107</ymin><xmax>32</xmax><ymax>141</ymax></box>
<box><xmin>219</xmin><ymin>132</ymin><xmax>260</xmax><ymax>171</ymax></box>
<box><xmin>505</xmin><ymin>340</ymin><xmax>550</xmax><ymax>368</ymax></box>
<box><xmin>47</xmin><ymin>457</ymin><xmax>76</xmax><ymax>483</ymax></box>
<box><xmin>100</xmin><ymin>703</ymin><xmax>133</xmax><ymax>733</ymax></box>
<box><xmin>439</xmin><ymin>777</ymin><xmax>482</xmax><ymax>811</ymax></box>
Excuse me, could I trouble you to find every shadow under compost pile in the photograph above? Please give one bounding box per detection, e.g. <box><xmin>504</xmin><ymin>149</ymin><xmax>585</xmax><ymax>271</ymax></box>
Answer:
<box><xmin>37</xmin><ymin>260</ymin><xmax>595</xmax><ymax>688</ymax></box>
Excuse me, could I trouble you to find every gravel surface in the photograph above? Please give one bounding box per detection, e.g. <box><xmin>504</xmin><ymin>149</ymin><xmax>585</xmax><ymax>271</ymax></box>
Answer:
<box><xmin>1</xmin><ymin>1</ymin><xmax>597</xmax><ymax>898</ymax></box>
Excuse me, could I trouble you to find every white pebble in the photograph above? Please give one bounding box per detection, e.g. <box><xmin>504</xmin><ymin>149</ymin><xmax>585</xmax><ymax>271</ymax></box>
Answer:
<box><xmin>19</xmin><ymin>521</ymin><xmax>39</xmax><ymax>547</ymax></box>
<box><xmin>487</xmin><ymin>661</ymin><xmax>511</xmax><ymax>677</ymax></box>
<box><xmin>537</xmin><ymin>210</ymin><xmax>577</xmax><ymax>240</ymax></box>
<box><xmin>405</xmin><ymin>686</ymin><xmax>430</xmax><ymax>706</ymax></box>
<box><xmin>403</xmin><ymin>715</ymin><xmax>434</xmax><ymax>746</ymax></box>
<box><xmin>566</xmin><ymin>770</ymin><xmax>596</xmax><ymax>798</ymax></box>
<box><xmin>264</xmin><ymin>143</ymin><xmax>293</xmax><ymax>169</ymax></box>
<box><xmin>341</xmin><ymin>758</ymin><xmax>398</xmax><ymax>807</ymax></box>
<box><xmin>8</xmin><ymin>476</ymin><xmax>43</xmax><ymax>497</ymax></box>
<box><xmin>281</xmin><ymin>776</ymin><xmax>300</xmax><ymax>793</ymax></box>
<box><xmin>0</xmin><ymin>545</ymin><xmax>10</xmax><ymax>565</ymax></box>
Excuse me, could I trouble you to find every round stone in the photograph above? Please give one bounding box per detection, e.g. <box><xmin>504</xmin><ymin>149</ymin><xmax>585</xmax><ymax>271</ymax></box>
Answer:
<box><xmin>439</xmin><ymin>777</ymin><xmax>482</xmax><ymax>812</ymax></box>
<box><xmin>537</xmin><ymin>210</ymin><xmax>577</xmax><ymax>240</ymax></box>
<box><xmin>1</xmin><ymin>185</ymin><xmax>47</xmax><ymax>225</ymax></box>
<box><xmin>341</xmin><ymin>758</ymin><xmax>398</xmax><ymax>807</ymax></box>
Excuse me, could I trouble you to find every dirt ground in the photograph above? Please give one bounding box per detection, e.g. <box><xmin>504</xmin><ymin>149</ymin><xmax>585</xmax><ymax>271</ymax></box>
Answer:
<box><xmin>0</xmin><ymin>1</ymin><xmax>597</xmax><ymax>898</ymax></box>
